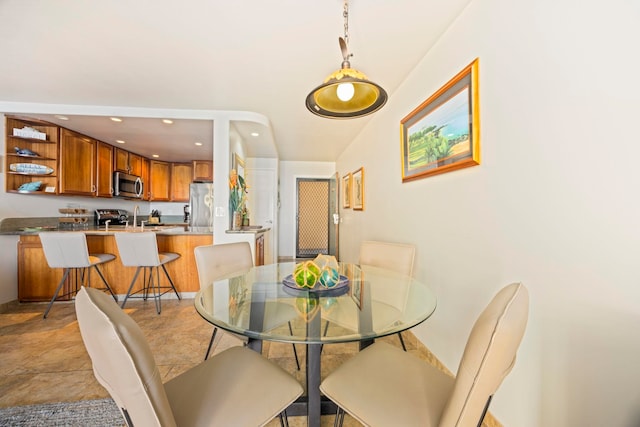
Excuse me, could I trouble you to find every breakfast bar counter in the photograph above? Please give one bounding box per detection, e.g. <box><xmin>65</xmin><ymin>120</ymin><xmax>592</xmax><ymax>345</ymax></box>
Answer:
<box><xmin>0</xmin><ymin>219</ymin><xmax>214</xmax><ymax>302</ymax></box>
<box><xmin>0</xmin><ymin>217</ymin><xmax>211</xmax><ymax>236</ymax></box>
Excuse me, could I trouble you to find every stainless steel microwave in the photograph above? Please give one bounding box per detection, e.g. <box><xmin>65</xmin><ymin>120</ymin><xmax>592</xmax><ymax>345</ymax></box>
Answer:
<box><xmin>113</xmin><ymin>171</ymin><xmax>144</xmax><ymax>199</ymax></box>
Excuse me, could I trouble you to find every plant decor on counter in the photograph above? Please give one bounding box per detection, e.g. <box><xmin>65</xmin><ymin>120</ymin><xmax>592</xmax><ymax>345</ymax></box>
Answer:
<box><xmin>229</xmin><ymin>169</ymin><xmax>248</xmax><ymax>230</ymax></box>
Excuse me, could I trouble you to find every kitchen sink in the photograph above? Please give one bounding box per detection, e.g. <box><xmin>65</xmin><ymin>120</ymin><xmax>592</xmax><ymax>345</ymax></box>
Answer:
<box><xmin>95</xmin><ymin>225</ymin><xmax>186</xmax><ymax>233</ymax></box>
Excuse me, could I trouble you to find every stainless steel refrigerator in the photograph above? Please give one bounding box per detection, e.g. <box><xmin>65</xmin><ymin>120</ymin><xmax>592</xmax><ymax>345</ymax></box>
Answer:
<box><xmin>189</xmin><ymin>182</ymin><xmax>214</xmax><ymax>227</ymax></box>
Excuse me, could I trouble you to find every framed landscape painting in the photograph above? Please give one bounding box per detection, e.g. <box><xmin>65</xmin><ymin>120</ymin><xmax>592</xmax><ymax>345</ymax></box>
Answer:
<box><xmin>400</xmin><ymin>58</ymin><xmax>480</xmax><ymax>182</ymax></box>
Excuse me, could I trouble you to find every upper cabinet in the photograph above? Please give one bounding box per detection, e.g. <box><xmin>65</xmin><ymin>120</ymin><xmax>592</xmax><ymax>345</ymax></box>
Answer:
<box><xmin>129</xmin><ymin>153</ymin><xmax>143</xmax><ymax>176</ymax></box>
<box><xmin>4</xmin><ymin>116</ymin><xmax>208</xmax><ymax>201</ymax></box>
<box><xmin>192</xmin><ymin>160</ymin><xmax>213</xmax><ymax>182</ymax></box>
<box><xmin>59</xmin><ymin>128</ymin><xmax>97</xmax><ymax>196</ymax></box>
<box><xmin>141</xmin><ymin>157</ymin><xmax>150</xmax><ymax>201</ymax></box>
<box><xmin>114</xmin><ymin>147</ymin><xmax>143</xmax><ymax>176</ymax></box>
<box><xmin>148</xmin><ymin>160</ymin><xmax>171</xmax><ymax>201</ymax></box>
<box><xmin>96</xmin><ymin>141</ymin><xmax>114</xmax><ymax>198</ymax></box>
<box><xmin>171</xmin><ymin>163</ymin><xmax>193</xmax><ymax>202</ymax></box>
<box><xmin>4</xmin><ymin>116</ymin><xmax>60</xmax><ymax>194</ymax></box>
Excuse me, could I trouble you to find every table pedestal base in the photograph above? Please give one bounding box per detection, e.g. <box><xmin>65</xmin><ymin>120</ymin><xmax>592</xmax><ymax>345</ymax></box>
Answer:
<box><xmin>286</xmin><ymin>396</ymin><xmax>338</xmax><ymax>417</ymax></box>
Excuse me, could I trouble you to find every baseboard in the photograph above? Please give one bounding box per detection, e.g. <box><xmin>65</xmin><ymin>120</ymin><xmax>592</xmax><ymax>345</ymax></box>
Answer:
<box><xmin>0</xmin><ymin>299</ymin><xmax>19</xmax><ymax>314</ymax></box>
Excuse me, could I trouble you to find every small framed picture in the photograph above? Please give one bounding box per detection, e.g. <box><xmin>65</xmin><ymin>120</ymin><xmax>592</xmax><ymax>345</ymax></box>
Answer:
<box><xmin>352</xmin><ymin>167</ymin><xmax>364</xmax><ymax>211</ymax></box>
<box><xmin>342</xmin><ymin>173</ymin><xmax>351</xmax><ymax>208</ymax></box>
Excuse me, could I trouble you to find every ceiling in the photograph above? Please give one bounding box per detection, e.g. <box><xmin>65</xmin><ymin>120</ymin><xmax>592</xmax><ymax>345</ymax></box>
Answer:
<box><xmin>0</xmin><ymin>0</ymin><xmax>472</xmax><ymax>163</ymax></box>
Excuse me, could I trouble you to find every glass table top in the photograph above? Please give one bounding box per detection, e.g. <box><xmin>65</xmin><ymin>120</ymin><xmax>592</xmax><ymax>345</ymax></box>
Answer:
<box><xmin>195</xmin><ymin>262</ymin><xmax>437</xmax><ymax>344</ymax></box>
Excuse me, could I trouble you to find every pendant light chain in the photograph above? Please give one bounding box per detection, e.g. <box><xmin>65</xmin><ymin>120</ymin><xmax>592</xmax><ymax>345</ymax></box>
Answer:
<box><xmin>305</xmin><ymin>0</ymin><xmax>388</xmax><ymax>118</ymax></box>
<box><xmin>343</xmin><ymin>0</ymin><xmax>350</xmax><ymax>47</ymax></box>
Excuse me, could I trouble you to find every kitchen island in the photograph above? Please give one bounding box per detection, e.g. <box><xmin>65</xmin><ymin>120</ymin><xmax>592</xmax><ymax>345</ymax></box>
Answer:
<box><xmin>0</xmin><ymin>220</ymin><xmax>213</xmax><ymax>302</ymax></box>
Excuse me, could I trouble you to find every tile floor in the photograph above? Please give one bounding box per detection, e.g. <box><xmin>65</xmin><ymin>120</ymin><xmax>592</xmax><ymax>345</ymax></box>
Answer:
<box><xmin>0</xmin><ymin>297</ymin><xmax>497</xmax><ymax>427</ymax></box>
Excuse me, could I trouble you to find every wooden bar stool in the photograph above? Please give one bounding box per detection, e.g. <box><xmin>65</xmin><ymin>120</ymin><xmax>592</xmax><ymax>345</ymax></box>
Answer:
<box><xmin>39</xmin><ymin>232</ymin><xmax>117</xmax><ymax>319</ymax></box>
<box><xmin>115</xmin><ymin>232</ymin><xmax>181</xmax><ymax>314</ymax></box>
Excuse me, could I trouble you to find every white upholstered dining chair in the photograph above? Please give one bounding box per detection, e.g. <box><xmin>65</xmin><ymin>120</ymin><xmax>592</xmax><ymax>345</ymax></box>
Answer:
<box><xmin>194</xmin><ymin>242</ymin><xmax>300</xmax><ymax>369</ymax></box>
<box><xmin>320</xmin><ymin>282</ymin><xmax>529</xmax><ymax>427</ymax></box>
<box><xmin>323</xmin><ymin>240</ymin><xmax>416</xmax><ymax>350</ymax></box>
<box><xmin>360</xmin><ymin>240</ymin><xmax>416</xmax><ymax>350</ymax></box>
<box><xmin>75</xmin><ymin>286</ymin><xmax>303</xmax><ymax>427</ymax></box>
<box><xmin>359</xmin><ymin>240</ymin><xmax>416</xmax><ymax>278</ymax></box>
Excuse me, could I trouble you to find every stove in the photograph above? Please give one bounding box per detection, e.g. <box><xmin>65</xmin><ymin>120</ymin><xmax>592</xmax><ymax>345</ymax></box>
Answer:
<box><xmin>95</xmin><ymin>209</ymin><xmax>129</xmax><ymax>226</ymax></box>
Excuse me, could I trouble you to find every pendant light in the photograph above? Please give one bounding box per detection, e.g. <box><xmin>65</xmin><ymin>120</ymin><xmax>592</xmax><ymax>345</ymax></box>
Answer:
<box><xmin>305</xmin><ymin>0</ymin><xmax>388</xmax><ymax>119</ymax></box>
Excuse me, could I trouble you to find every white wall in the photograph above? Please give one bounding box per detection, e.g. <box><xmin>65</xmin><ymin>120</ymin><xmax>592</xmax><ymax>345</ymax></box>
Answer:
<box><xmin>246</xmin><ymin>157</ymin><xmax>279</xmax><ymax>261</ymax></box>
<box><xmin>278</xmin><ymin>161</ymin><xmax>336</xmax><ymax>258</ymax></box>
<box><xmin>337</xmin><ymin>0</ymin><xmax>640</xmax><ymax>425</ymax></box>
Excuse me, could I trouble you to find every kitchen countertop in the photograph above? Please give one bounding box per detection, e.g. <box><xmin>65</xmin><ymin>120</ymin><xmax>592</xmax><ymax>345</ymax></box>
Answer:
<box><xmin>0</xmin><ymin>217</ymin><xmax>212</xmax><ymax>236</ymax></box>
<box><xmin>225</xmin><ymin>226</ymin><xmax>270</xmax><ymax>234</ymax></box>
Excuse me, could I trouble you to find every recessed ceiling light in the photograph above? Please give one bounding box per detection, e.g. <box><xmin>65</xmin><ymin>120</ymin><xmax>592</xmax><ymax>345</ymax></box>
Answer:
<box><xmin>116</xmin><ymin>140</ymin><xmax>126</xmax><ymax>144</ymax></box>
<box><xmin>110</xmin><ymin>117</ymin><xmax>122</xmax><ymax>122</ymax></box>
<box><xmin>152</xmin><ymin>154</ymin><xmax>160</xmax><ymax>158</ymax></box>
<box><xmin>55</xmin><ymin>115</ymin><xmax>69</xmax><ymax>120</ymax></box>
<box><xmin>251</xmin><ymin>132</ymin><xmax>259</xmax><ymax>137</ymax></box>
<box><xmin>162</xmin><ymin>119</ymin><xmax>173</xmax><ymax>124</ymax></box>
<box><xmin>195</xmin><ymin>142</ymin><xmax>203</xmax><ymax>146</ymax></box>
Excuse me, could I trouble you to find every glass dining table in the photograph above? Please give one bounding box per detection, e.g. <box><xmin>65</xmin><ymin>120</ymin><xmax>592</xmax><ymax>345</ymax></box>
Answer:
<box><xmin>194</xmin><ymin>261</ymin><xmax>437</xmax><ymax>427</ymax></box>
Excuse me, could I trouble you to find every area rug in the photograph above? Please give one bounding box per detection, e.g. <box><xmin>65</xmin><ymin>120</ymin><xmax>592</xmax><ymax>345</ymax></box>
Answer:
<box><xmin>0</xmin><ymin>398</ymin><xmax>123</xmax><ymax>426</ymax></box>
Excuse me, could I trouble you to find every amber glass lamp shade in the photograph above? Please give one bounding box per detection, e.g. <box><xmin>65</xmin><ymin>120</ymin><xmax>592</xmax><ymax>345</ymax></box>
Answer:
<box><xmin>306</xmin><ymin>66</ymin><xmax>388</xmax><ymax>119</ymax></box>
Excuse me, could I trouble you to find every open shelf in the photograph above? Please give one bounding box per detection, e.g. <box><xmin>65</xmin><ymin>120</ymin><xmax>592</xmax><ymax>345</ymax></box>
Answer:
<box><xmin>8</xmin><ymin>135</ymin><xmax>57</xmax><ymax>144</ymax></box>
<box><xmin>7</xmin><ymin>153</ymin><xmax>57</xmax><ymax>161</ymax></box>
<box><xmin>5</xmin><ymin>116</ymin><xmax>60</xmax><ymax>195</ymax></box>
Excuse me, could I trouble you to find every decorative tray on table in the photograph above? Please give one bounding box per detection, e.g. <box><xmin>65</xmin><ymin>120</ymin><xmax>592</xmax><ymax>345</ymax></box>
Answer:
<box><xmin>282</xmin><ymin>274</ymin><xmax>350</xmax><ymax>296</ymax></box>
<box><xmin>282</xmin><ymin>255</ymin><xmax>350</xmax><ymax>296</ymax></box>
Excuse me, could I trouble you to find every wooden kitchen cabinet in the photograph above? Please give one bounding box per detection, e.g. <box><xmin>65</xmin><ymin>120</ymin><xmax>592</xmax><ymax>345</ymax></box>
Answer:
<box><xmin>192</xmin><ymin>160</ymin><xmax>213</xmax><ymax>182</ymax></box>
<box><xmin>171</xmin><ymin>162</ymin><xmax>193</xmax><ymax>202</ymax></box>
<box><xmin>141</xmin><ymin>157</ymin><xmax>150</xmax><ymax>200</ymax></box>
<box><xmin>4</xmin><ymin>116</ymin><xmax>60</xmax><ymax>194</ymax></box>
<box><xmin>6</xmin><ymin>116</ymin><xmax>211</xmax><ymax>201</ymax></box>
<box><xmin>114</xmin><ymin>147</ymin><xmax>143</xmax><ymax>176</ymax></box>
<box><xmin>114</xmin><ymin>147</ymin><xmax>129</xmax><ymax>173</ymax></box>
<box><xmin>129</xmin><ymin>153</ymin><xmax>143</xmax><ymax>176</ymax></box>
<box><xmin>255</xmin><ymin>233</ymin><xmax>265</xmax><ymax>266</ymax></box>
<box><xmin>18</xmin><ymin>236</ymin><xmax>67</xmax><ymax>302</ymax></box>
<box><xmin>59</xmin><ymin>128</ymin><xmax>97</xmax><ymax>196</ymax></box>
<box><xmin>148</xmin><ymin>160</ymin><xmax>171</xmax><ymax>201</ymax></box>
<box><xmin>96</xmin><ymin>141</ymin><xmax>114</xmax><ymax>197</ymax></box>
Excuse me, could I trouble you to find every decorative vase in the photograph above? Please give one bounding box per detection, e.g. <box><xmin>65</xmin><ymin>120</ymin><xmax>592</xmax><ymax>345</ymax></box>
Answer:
<box><xmin>232</xmin><ymin>211</ymin><xmax>242</xmax><ymax>230</ymax></box>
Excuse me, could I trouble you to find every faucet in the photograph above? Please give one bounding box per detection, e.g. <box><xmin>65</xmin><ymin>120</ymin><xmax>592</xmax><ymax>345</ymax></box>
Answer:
<box><xmin>104</xmin><ymin>219</ymin><xmax>111</xmax><ymax>232</ymax></box>
<box><xmin>133</xmin><ymin>205</ymin><xmax>139</xmax><ymax>229</ymax></box>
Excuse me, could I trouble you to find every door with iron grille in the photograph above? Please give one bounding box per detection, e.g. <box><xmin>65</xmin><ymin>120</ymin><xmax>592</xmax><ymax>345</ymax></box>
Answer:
<box><xmin>296</xmin><ymin>178</ymin><xmax>330</xmax><ymax>258</ymax></box>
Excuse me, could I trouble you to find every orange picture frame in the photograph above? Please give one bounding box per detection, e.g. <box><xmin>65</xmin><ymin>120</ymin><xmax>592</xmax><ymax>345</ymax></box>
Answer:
<box><xmin>400</xmin><ymin>58</ymin><xmax>480</xmax><ymax>182</ymax></box>
<box><xmin>352</xmin><ymin>167</ymin><xmax>364</xmax><ymax>210</ymax></box>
